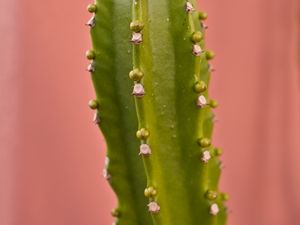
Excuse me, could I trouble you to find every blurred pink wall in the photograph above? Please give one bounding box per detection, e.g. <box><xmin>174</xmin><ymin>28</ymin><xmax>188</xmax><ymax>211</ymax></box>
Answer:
<box><xmin>0</xmin><ymin>0</ymin><xmax>299</xmax><ymax>225</ymax></box>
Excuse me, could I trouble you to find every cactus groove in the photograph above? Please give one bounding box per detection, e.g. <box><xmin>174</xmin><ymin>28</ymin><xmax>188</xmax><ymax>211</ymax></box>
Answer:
<box><xmin>87</xmin><ymin>0</ymin><xmax>228</xmax><ymax>225</ymax></box>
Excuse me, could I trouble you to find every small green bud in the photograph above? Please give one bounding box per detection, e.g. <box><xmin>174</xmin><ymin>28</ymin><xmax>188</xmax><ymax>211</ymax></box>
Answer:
<box><xmin>198</xmin><ymin>138</ymin><xmax>211</xmax><ymax>147</ymax></box>
<box><xmin>194</xmin><ymin>81</ymin><xmax>207</xmax><ymax>93</ymax></box>
<box><xmin>144</xmin><ymin>188</ymin><xmax>150</xmax><ymax>197</ymax></box>
<box><xmin>87</xmin><ymin>4</ymin><xmax>97</xmax><ymax>13</ymax></box>
<box><xmin>88</xmin><ymin>99</ymin><xmax>98</xmax><ymax>110</ymax></box>
<box><xmin>220</xmin><ymin>193</ymin><xmax>229</xmax><ymax>201</ymax></box>
<box><xmin>209</xmin><ymin>99</ymin><xmax>218</xmax><ymax>108</ymax></box>
<box><xmin>206</xmin><ymin>190</ymin><xmax>218</xmax><ymax>200</ymax></box>
<box><xmin>213</xmin><ymin>147</ymin><xmax>223</xmax><ymax>156</ymax></box>
<box><xmin>144</xmin><ymin>187</ymin><xmax>157</xmax><ymax>197</ymax></box>
<box><xmin>111</xmin><ymin>208</ymin><xmax>120</xmax><ymax>217</ymax></box>
<box><xmin>129</xmin><ymin>69</ymin><xmax>144</xmax><ymax>81</ymax></box>
<box><xmin>130</xmin><ymin>21</ymin><xmax>144</xmax><ymax>32</ymax></box>
<box><xmin>191</xmin><ymin>31</ymin><xmax>203</xmax><ymax>43</ymax></box>
<box><xmin>136</xmin><ymin>128</ymin><xmax>150</xmax><ymax>140</ymax></box>
<box><xmin>198</xmin><ymin>11</ymin><xmax>208</xmax><ymax>20</ymax></box>
<box><xmin>205</xmin><ymin>50</ymin><xmax>215</xmax><ymax>60</ymax></box>
<box><xmin>86</xmin><ymin>49</ymin><xmax>96</xmax><ymax>60</ymax></box>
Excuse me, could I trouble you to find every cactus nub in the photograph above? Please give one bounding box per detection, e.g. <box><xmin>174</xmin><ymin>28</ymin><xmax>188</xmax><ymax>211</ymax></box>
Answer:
<box><xmin>88</xmin><ymin>99</ymin><xmax>98</xmax><ymax>110</ymax></box>
<box><xmin>132</xmin><ymin>83</ymin><xmax>145</xmax><ymax>97</ymax></box>
<box><xmin>194</xmin><ymin>81</ymin><xmax>207</xmax><ymax>93</ymax></box>
<box><xmin>86</xmin><ymin>15</ymin><xmax>96</xmax><ymax>28</ymax></box>
<box><xmin>131</xmin><ymin>32</ymin><xmax>143</xmax><ymax>44</ymax></box>
<box><xmin>198</xmin><ymin>11</ymin><xmax>208</xmax><ymax>20</ymax></box>
<box><xmin>139</xmin><ymin>144</ymin><xmax>152</xmax><ymax>156</ymax></box>
<box><xmin>148</xmin><ymin>202</ymin><xmax>161</xmax><ymax>214</ymax></box>
<box><xmin>193</xmin><ymin>44</ymin><xmax>203</xmax><ymax>56</ymax></box>
<box><xmin>87</xmin><ymin>0</ymin><xmax>228</xmax><ymax>225</ymax></box>
<box><xmin>210</xmin><ymin>203</ymin><xmax>220</xmax><ymax>216</ymax></box>
<box><xmin>86</xmin><ymin>49</ymin><xmax>96</xmax><ymax>60</ymax></box>
<box><xmin>87</xmin><ymin>3</ymin><xmax>97</xmax><ymax>13</ymax></box>
<box><xmin>201</xmin><ymin>150</ymin><xmax>212</xmax><ymax>163</ymax></box>
<box><xmin>87</xmin><ymin>61</ymin><xmax>95</xmax><ymax>73</ymax></box>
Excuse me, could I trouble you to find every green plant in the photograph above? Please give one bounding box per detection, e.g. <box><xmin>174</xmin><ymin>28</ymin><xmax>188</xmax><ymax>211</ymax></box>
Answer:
<box><xmin>86</xmin><ymin>0</ymin><xmax>228</xmax><ymax>225</ymax></box>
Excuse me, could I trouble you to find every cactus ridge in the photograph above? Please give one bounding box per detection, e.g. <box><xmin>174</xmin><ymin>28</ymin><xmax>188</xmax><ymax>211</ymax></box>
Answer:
<box><xmin>87</xmin><ymin>0</ymin><xmax>228</xmax><ymax>225</ymax></box>
<box><xmin>87</xmin><ymin>1</ymin><xmax>153</xmax><ymax>225</ymax></box>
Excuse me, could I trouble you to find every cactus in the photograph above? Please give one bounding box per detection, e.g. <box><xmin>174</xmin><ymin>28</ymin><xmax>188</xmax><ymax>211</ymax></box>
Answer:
<box><xmin>86</xmin><ymin>0</ymin><xmax>228</xmax><ymax>225</ymax></box>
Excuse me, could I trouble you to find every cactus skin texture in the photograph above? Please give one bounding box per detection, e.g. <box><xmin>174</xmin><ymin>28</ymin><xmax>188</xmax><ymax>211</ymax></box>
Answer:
<box><xmin>87</xmin><ymin>1</ymin><xmax>228</xmax><ymax>225</ymax></box>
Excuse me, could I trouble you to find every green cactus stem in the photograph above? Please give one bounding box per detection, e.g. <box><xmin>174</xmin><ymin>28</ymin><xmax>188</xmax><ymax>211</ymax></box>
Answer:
<box><xmin>87</xmin><ymin>1</ymin><xmax>153</xmax><ymax>225</ymax></box>
<box><xmin>86</xmin><ymin>0</ymin><xmax>228</xmax><ymax>225</ymax></box>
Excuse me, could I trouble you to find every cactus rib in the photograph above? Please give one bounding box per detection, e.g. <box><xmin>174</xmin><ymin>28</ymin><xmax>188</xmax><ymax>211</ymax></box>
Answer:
<box><xmin>88</xmin><ymin>1</ymin><xmax>153</xmax><ymax>225</ymax></box>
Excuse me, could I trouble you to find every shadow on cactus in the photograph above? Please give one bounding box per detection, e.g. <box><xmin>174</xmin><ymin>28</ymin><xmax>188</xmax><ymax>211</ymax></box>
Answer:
<box><xmin>86</xmin><ymin>0</ymin><xmax>228</xmax><ymax>224</ymax></box>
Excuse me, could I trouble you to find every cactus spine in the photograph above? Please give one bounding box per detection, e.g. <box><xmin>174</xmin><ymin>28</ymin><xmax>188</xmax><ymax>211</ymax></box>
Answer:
<box><xmin>87</xmin><ymin>1</ymin><xmax>228</xmax><ymax>225</ymax></box>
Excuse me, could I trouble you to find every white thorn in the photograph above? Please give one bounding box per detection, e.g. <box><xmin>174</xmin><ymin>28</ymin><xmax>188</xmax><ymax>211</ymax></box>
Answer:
<box><xmin>105</xmin><ymin>157</ymin><xmax>109</xmax><ymax>167</ymax></box>
<box><xmin>210</xmin><ymin>203</ymin><xmax>220</xmax><ymax>216</ymax></box>
<box><xmin>197</xmin><ymin>95</ymin><xmax>207</xmax><ymax>108</ymax></box>
<box><xmin>86</xmin><ymin>15</ymin><xmax>96</xmax><ymax>28</ymax></box>
<box><xmin>132</xmin><ymin>83</ymin><xmax>145</xmax><ymax>97</ymax></box>
<box><xmin>193</xmin><ymin>44</ymin><xmax>203</xmax><ymax>56</ymax></box>
<box><xmin>139</xmin><ymin>144</ymin><xmax>152</xmax><ymax>155</ymax></box>
<box><xmin>148</xmin><ymin>202</ymin><xmax>160</xmax><ymax>213</ymax></box>
<box><xmin>202</xmin><ymin>23</ymin><xmax>209</xmax><ymax>29</ymax></box>
<box><xmin>209</xmin><ymin>64</ymin><xmax>216</xmax><ymax>72</ymax></box>
<box><xmin>87</xmin><ymin>62</ymin><xmax>95</xmax><ymax>72</ymax></box>
<box><xmin>93</xmin><ymin>111</ymin><xmax>100</xmax><ymax>124</ymax></box>
<box><xmin>185</xmin><ymin>2</ymin><xmax>195</xmax><ymax>13</ymax></box>
<box><xmin>103</xmin><ymin>169</ymin><xmax>111</xmax><ymax>180</ymax></box>
<box><xmin>131</xmin><ymin>32</ymin><xmax>143</xmax><ymax>44</ymax></box>
<box><xmin>201</xmin><ymin>150</ymin><xmax>211</xmax><ymax>163</ymax></box>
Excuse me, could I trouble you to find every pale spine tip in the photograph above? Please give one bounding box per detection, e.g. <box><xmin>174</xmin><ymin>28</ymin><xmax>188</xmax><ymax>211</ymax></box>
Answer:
<box><xmin>131</xmin><ymin>32</ymin><xmax>143</xmax><ymax>44</ymax></box>
<box><xmin>103</xmin><ymin>168</ymin><xmax>111</xmax><ymax>180</ymax></box>
<box><xmin>209</xmin><ymin>64</ymin><xmax>216</xmax><ymax>72</ymax></box>
<box><xmin>87</xmin><ymin>62</ymin><xmax>95</xmax><ymax>73</ymax></box>
<box><xmin>201</xmin><ymin>22</ymin><xmax>208</xmax><ymax>29</ymax></box>
<box><xmin>93</xmin><ymin>111</ymin><xmax>100</xmax><ymax>124</ymax></box>
<box><xmin>210</xmin><ymin>203</ymin><xmax>220</xmax><ymax>216</ymax></box>
<box><xmin>105</xmin><ymin>156</ymin><xmax>110</xmax><ymax>167</ymax></box>
<box><xmin>86</xmin><ymin>15</ymin><xmax>96</xmax><ymax>28</ymax></box>
<box><xmin>139</xmin><ymin>144</ymin><xmax>152</xmax><ymax>155</ymax></box>
<box><xmin>185</xmin><ymin>2</ymin><xmax>195</xmax><ymax>13</ymax></box>
<box><xmin>132</xmin><ymin>83</ymin><xmax>145</xmax><ymax>97</ymax></box>
<box><xmin>201</xmin><ymin>150</ymin><xmax>211</xmax><ymax>163</ymax></box>
<box><xmin>197</xmin><ymin>95</ymin><xmax>207</xmax><ymax>108</ymax></box>
<box><xmin>193</xmin><ymin>44</ymin><xmax>203</xmax><ymax>56</ymax></box>
<box><xmin>148</xmin><ymin>202</ymin><xmax>160</xmax><ymax>214</ymax></box>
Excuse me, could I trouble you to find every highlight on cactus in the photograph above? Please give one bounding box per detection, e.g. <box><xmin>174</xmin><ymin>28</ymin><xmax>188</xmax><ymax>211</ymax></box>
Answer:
<box><xmin>85</xmin><ymin>0</ymin><xmax>228</xmax><ymax>224</ymax></box>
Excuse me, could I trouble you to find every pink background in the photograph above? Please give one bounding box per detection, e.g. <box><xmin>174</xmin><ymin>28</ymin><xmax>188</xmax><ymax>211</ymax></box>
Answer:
<box><xmin>0</xmin><ymin>0</ymin><xmax>299</xmax><ymax>225</ymax></box>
